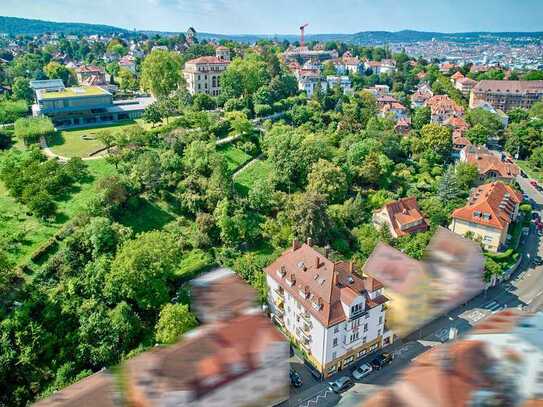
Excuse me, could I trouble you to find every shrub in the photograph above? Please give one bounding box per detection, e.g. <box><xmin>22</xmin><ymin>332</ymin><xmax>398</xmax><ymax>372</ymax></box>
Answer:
<box><xmin>254</xmin><ymin>103</ymin><xmax>273</xmax><ymax>117</ymax></box>
<box><xmin>174</xmin><ymin>249</ymin><xmax>214</xmax><ymax>279</ymax></box>
<box><xmin>14</xmin><ymin>116</ymin><xmax>55</xmax><ymax>145</ymax></box>
<box><xmin>0</xmin><ymin>100</ymin><xmax>28</xmax><ymax>124</ymax></box>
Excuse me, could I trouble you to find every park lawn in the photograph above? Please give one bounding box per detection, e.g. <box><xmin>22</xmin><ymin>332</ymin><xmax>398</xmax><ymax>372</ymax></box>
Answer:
<box><xmin>0</xmin><ymin>159</ymin><xmax>116</xmax><ymax>265</ymax></box>
<box><xmin>117</xmin><ymin>197</ymin><xmax>177</xmax><ymax>234</ymax></box>
<box><xmin>48</xmin><ymin>121</ymin><xmax>138</xmax><ymax>158</ymax></box>
<box><xmin>217</xmin><ymin>144</ymin><xmax>252</xmax><ymax>172</ymax></box>
<box><xmin>517</xmin><ymin>160</ymin><xmax>543</xmax><ymax>183</ymax></box>
<box><xmin>233</xmin><ymin>159</ymin><xmax>273</xmax><ymax>195</ymax></box>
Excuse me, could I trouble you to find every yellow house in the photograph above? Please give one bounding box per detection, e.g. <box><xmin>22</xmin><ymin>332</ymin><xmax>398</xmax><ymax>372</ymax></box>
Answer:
<box><xmin>450</xmin><ymin>182</ymin><xmax>522</xmax><ymax>252</ymax></box>
<box><xmin>361</xmin><ymin>243</ymin><xmax>437</xmax><ymax>338</ymax></box>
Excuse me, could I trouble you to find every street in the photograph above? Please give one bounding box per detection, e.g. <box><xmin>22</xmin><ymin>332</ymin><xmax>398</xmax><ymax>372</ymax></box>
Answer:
<box><xmin>282</xmin><ymin>174</ymin><xmax>543</xmax><ymax>407</ymax></box>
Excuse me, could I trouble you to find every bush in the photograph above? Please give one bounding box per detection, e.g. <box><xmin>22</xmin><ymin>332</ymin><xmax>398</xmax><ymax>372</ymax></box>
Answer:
<box><xmin>254</xmin><ymin>103</ymin><xmax>273</xmax><ymax>117</ymax></box>
<box><xmin>0</xmin><ymin>100</ymin><xmax>28</xmax><ymax>124</ymax></box>
<box><xmin>520</xmin><ymin>203</ymin><xmax>532</xmax><ymax>215</ymax></box>
<box><xmin>174</xmin><ymin>249</ymin><xmax>214</xmax><ymax>279</ymax></box>
<box><xmin>14</xmin><ymin>116</ymin><xmax>55</xmax><ymax>145</ymax></box>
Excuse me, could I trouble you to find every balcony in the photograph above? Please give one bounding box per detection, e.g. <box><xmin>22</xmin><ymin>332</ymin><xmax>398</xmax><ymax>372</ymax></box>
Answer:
<box><xmin>300</xmin><ymin>339</ymin><xmax>311</xmax><ymax>353</ymax></box>
<box><xmin>301</xmin><ymin>311</ymin><xmax>311</xmax><ymax>322</ymax></box>
<box><xmin>297</xmin><ymin>327</ymin><xmax>312</xmax><ymax>342</ymax></box>
<box><xmin>302</xmin><ymin>322</ymin><xmax>312</xmax><ymax>334</ymax></box>
<box><xmin>274</xmin><ymin>287</ymin><xmax>285</xmax><ymax>298</ymax></box>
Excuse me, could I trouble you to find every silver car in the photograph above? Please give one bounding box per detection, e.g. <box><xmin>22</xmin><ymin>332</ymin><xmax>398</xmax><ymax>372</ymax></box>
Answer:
<box><xmin>352</xmin><ymin>363</ymin><xmax>373</xmax><ymax>380</ymax></box>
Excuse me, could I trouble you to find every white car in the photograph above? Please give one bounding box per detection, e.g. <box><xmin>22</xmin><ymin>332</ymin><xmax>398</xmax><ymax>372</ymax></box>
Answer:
<box><xmin>352</xmin><ymin>363</ymin><xmax>373</xmax><ymax>380</ymax></box>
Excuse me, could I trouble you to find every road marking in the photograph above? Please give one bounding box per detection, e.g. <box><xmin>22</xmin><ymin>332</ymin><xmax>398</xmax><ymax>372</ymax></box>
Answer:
<box><xmin>483</xmin><ymin>301</ymin><xmax>502</xmax><ymax>311</ymax></box>
<box><xmin>299</xmin><ymin>389</ymin><xmax>333</xmax><ymax>407</ymax></box>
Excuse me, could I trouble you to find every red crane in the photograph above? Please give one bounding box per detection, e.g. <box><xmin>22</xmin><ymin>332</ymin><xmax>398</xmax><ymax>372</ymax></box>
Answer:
<box><xmin>299</xmin><ymin>23</ymin><xmax>309</xmax><ymax>48</ymax></box>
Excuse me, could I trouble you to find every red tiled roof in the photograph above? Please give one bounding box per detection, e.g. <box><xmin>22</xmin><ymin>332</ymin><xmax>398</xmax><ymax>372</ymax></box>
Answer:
<box><xmin>426</xmin><ymin>95</ymin><xmax>464</xmax><ymax>116</ymax></box>
<box><xmin>383</xmin><ymin>197</ymin><xmax>428</xmax><ymax>237</ymax></box>
<box><xmin>452</xmin><ymin>181</ymin><xmax>523</xmax><ymax>230</ymax></box>
<box><xmin>451</xmin><ymin>71</ymin><xmax>465</xmax><ymax>81</ymax></box>
<box><xmin>462</xmin><ymin>146</ymin><xmax>520</xmax><ymax>178</ymax></box>
<box><xmin>186</xmin><ymin>56</ymin><xmax>230</xmax><ymax>65</ymax></box>
<box><xmin>264</xmin><ymin>243</ymin><xmax>386</xmax><ymax>327</ymax></box>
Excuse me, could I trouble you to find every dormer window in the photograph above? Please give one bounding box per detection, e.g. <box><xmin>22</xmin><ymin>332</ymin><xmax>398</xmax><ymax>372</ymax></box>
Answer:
<box><xmin>286</xmin><ymin>273</ymin><xmax>296</xmax><ymax>287</ymax></box>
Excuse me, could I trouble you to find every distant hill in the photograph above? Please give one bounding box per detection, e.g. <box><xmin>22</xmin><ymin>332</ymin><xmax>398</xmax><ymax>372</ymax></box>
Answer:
<box><xmin>0</xmin><ymin>16</ymin><xmax>128</xmax><ymax>36</ymax></box>
<box><xmin>1</xmin><ymin>16</ymin><xmax>542</xmax><ymax>45</ymax></box>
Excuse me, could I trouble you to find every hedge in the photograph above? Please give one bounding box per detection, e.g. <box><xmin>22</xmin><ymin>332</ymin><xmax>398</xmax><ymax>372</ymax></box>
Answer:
<box><xmin>14</xmin><ymin>116</ymin><xmax>55</xmax><ymax>145</ymax></box>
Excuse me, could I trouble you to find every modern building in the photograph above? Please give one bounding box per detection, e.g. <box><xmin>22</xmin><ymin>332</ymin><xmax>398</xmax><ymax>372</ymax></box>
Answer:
<box><xmin>460</xmin><ymin>145</ymin><xmax>520</xmax><ymax>183</ymax></box>
<box><xmin>32</xmin><ymin>83</ymin><xmax>153</xmax><ymax>128</ymax></box>
<box><xmin>450</xmin><ymin>181</ymin><xmax>523</xmax><ymax>252</ymax></box>
<box><xmin>265</xmin><ymin>240</ymin><xmax>391</xmax><ymax>378</ymax></box>
<box><xmin>470</xmin><ymin>80</ymin><xmax>543</xmax><ymax>111</ymax></box>
<box><xmin>372</xmin><ymin>197</ymin><xmax>429</xmax><ymax>238</ymax></box>
<box><xmin>183</xmin><ymin>48</ymin><xmax>230</xmax><ymax>96</ymax></box>
<box><xmin>29</xmin><ymin>79</ymin><xmax>65</xmax><ymax>94</ymax></box>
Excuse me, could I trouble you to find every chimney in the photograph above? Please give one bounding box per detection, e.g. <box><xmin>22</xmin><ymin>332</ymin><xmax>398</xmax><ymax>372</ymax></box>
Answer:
<box><xmin>332</xmin><ymin>270</ymin><xmax>338</xmax><ymax>287</ymax></box>
<box><xmin>315</xmin><ymin>256</ymin><xmax>321</xmax><ymax>269</ymax></box>
<box><xmin>292</xmin><ymin>239</ymin><xmax>301</xmax><ymax>251</ymax></box>
<box><xmin>306</xmin><ymin>237</ymin><xmax>313</xmax><ymax>246</ymax></box>
<box><xmin>324</xmin><ymin>244</ymin><xmax>331</xmax><ymax>259</ymax></box>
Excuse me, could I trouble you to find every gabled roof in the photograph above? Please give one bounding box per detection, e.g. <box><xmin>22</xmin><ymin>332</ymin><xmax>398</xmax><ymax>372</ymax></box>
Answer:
<box><xmin>264</xmin><ymin>243</ymin><xmax>386</xmax><ymax>327</ymax></box>
<box><xmin>186</xmin><ymin>56</ymin><xmax>230</xmax><ymax>65</ymax></box>
<box><xmin>462</xmin><ymin>145</ymin><xmax>520</xmax><ymax>178</ymax></box>
<box><xmin>426</xmin><ymin>95</ymin><xmax>464</xmax><ymax>116</ymax></box>
<box><xmin>452</xmin><ymin>182</ymin><xmax>523</xmax><ymax>230</ymax></box>
<box><xmin>382</xmin><ymin>197</ymin><xmax>428</xmax><ymax>237</ymax></box>
<box><xmin>451</xmin><ymin>71</ymin><xmax>465</xmax><ymax>81</ymax></box>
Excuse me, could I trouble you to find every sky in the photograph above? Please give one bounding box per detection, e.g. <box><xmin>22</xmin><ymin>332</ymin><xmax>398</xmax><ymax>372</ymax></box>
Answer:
<box><xmin>2</xmin><ymin>0</ymin><xmax>543</xmax><ymax>35</ymax></box>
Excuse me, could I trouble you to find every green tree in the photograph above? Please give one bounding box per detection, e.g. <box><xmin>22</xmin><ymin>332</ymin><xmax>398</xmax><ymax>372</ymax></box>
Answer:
<box><xmin>44</xmin><ymin>61</ymin><xmax>76</xmax><ymax>86</ymax></box>
<box><xmin>454</xmin><ymin>162</ymin><xmax>479</xmax><ymax>190</ymax></box>
<box><xmin>307</xmin><ymin>159</ymin><xmax>347</xmax><ymax>204</ymax></box>
<box><xmin>225</xmin><ymin>111</ymin><xmax>253</xmax><ymax>136</ymax></box>
<box><xmin>221</xmin><ymin>55</ymin><xmax>270</xmax><ymax>98</ymax></box>
<box><xmin>192</xmin><ymin>93</ymin><xmax>216</xmax><ymax>111</ymax></box>
<box><xmin>288</xmin><ymin>191</ymin><xmax>332</xmax><ymax>245</ymax></box>
<box><xmin>155</xmin><ymin>303</ymin><xmax>197</xmax><ymax>344</ymax></box>
<box><xmin>465</xmin><ymin>123</ymin><xmax>490</xmax><ymax>145</ymax></box>
<box><xmin>530</xmin><ymin>146</ymin><xmax>543</xmax><ymax>169</ymax></box>
<box><xmin>12</xmin><ymin>78</ymin><xmax>33</xmax><ymax>103</ymax></box>
<box><xmin>437</xmin><ymin>165</ymin><xmax>463</xmax><ymax>203</ymax></box>
<box><xmin>412</xmin><ymin>106</ymin><xmax>431</xmax><ymax>130</ymax></box>
<box><xmin>106</xmin><ymin>231</ymin><xmax>180</xmax><ymax>310</ymax></box>
<box><xmin>0</xmin><ymin>250</ymin><xmax>15</xmax><ymax>296</ymax></box>
<box><xmin>140</xmin><ymin>50</ymin><xmax>182</xmax><ymax>98</ymax></box>
<box><xmin>416</xmin><ymin>123</ymin><xmax>452</xmax><ymax>161</ymax></box>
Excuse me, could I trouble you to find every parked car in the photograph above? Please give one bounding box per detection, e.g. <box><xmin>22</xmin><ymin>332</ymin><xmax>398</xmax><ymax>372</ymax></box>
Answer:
<box><xmin>532</xmin><ymin>212</ymin><xmax>540</xmax><ymax>220</ymax></box>
<box><xmin>352</xmin><ymin>363</ymin><xmax>373</xmax><ymax>380</ymax></box>
<box><xmin>534</xmin><ymin>256</ymin><xmax>543</xmax><ymax>266</ymax></box>
<box><xmin>329</xmin><ymin>376</ymin><xmax>354</xmax><ymax>393</ymax></box>
<box><xmin>370</xmin><ymin>352</ymin><xmax>394</xmax><ymax>370</ymax></box>
<box><xmin>289</xmin><ymin>368</ymin><xmax>303</xmax><ymax>388</ymax></box>
<box><xmin>530</xmin><ymin>180</ymin><xmax>539</xmax><ymax>188</ymax></box>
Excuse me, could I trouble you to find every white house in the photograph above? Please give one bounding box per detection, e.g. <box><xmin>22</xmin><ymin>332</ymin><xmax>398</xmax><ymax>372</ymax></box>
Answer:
<box><xmin>326</xmin><ymin>76</ymin><xmax>352</xmax><ymax>95</ymax></box>
<box><xmin>265</xmin><ymin>240</ymin><xmax>391</xmax><ymax>378</ymax></box>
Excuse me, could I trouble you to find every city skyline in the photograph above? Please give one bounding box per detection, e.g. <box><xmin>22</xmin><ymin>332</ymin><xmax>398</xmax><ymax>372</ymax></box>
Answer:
<box><xmin>2</xmin><ymin>0</ymin><xmax>543</xmax><ymax>35</ymax></box>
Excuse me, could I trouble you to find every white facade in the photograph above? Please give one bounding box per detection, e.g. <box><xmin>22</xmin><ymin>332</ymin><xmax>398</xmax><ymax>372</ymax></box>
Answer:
<box><xmin>326</xmin><ymin>76</ymin><xmax>352</xmax><ymax>95</ymax></box>
<box><xmin>266</xmin><ymin>273</ymin><xmax>387</xmax><ymax>376</ymax></box>
<box><xmin>298</xmin><ymin>75</ymin><xmax>328</xmax><ymax>97</ymax></box>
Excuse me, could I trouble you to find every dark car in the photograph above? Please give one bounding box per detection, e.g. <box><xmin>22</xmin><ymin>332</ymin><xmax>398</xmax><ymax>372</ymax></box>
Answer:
<box><xmin>328</xmin><ymin>376</ymin><xmax>354</xmax><ymax>393</ymax></box>
<box><xmin>370</xmin><ymin>352</ymin><xmax>394</xmax><ymax>370</ymax></box>
<box><xmin>534</xmin><ymin>256</ymin><xmax>543</xmax><ymax>266</ymax></box>
<box><xmin>289</xmin><ymin>368</ymin><xmax>303</xmax><ymax>388</ymax></box>
<box><xmin>532</xmin><ymin>212</ymin><xmax>540</xmax><ymax>221</ymax></box>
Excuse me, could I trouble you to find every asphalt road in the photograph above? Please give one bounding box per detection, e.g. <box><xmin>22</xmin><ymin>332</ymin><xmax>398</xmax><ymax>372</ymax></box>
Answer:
<box><xmin>283</xmin><ymin>173</ymin><xmax>543</xmax><ymax>407</ymax></box>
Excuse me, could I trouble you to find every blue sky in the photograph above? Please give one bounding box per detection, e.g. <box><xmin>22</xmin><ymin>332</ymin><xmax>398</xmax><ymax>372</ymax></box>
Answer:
<box><xmin>2</xmin><ymin>0</ymin><xmax>542</xmax><ymax>34</ymax></box>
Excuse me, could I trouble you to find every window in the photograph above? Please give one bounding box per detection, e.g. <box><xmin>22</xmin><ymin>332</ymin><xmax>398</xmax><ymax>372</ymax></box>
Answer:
<box><xmin>343</xmin><ymin>356</ymin><xmax>354</xmax><ymax>366</ymax></box>
<box><xmin>379</xmin><ymin>316</ymin><xmax>383</xmax><ymax>325</ymax></box>
<box><xmin>363</xmin><ymin>336</ymin><xmax>367</xmax><ymax>343</ymax></box>
<box><xmin>332</xmin><ymin>352</ymin><xmax>337</xmax><ymax>359</ymax></box>
<box><xmin>334</xmin><ymin>326</ymin><xmax>339</xmax><ymax>333</ymax></box>
<box><xmin>378</xmin><ymin>329</ymin><xmax>381</xmax><ymax>336</ymax></box>
<box><xmin>333</xmin><ymin>338</ymin><xmax>338</xmax><ymax>347</ymax></box>
<box><xmin>363</xmin><ymin>323</ymin><xmax>368</xmax><ymax>332</ymax></box>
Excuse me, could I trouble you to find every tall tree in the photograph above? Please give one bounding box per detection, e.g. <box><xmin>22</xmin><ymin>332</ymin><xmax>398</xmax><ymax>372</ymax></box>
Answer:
<box><xmin>140</xmin><ymin>50</ymin><xmax>182</xmax><ymax>98</ymax></box>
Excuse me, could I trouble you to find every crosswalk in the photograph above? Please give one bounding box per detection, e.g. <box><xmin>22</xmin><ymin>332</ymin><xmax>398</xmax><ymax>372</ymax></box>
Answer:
<box><xmin>482</xmin><ymin>300</ymin><xmax>504</xmax><ymax>313</ymax></box>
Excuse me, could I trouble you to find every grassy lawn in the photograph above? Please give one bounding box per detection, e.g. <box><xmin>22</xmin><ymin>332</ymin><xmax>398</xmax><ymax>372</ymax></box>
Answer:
<box><xmin>217</xmin><ymin>144</ymin><xmax>252</xmax><ymax>172</ymax></box>
<box><xmin>0</xmin><ymin>159</ymin><xmax>116</xmax><ymax>265</ymax></box>
<box><xmin>517</xmin><ymin>160</ymin><xmax>543</xmax><ymax>183</ymax></box>
<box><xmin>233</xmin><ymin>159</ymin><xmax>273</xmax><ymax>195</ymax></box>
<box><xmin>117</xmin><ymin>197</ymin><xmax>177</xmax><ymax>234</ymax></box>
<box><xmin>48</xmin><ymin>121</ymin><xmax>138</xmax><ymax>158</ymax></box>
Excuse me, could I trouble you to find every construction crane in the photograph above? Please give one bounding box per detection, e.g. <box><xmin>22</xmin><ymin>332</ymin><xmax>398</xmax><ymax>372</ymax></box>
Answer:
<box><xmin>299</xmin><ymin>23</ymin><xmax>309</xmax><ymax>48</ymax></box>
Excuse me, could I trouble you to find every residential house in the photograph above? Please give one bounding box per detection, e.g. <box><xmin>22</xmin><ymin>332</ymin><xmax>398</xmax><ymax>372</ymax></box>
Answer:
<box><xmin>394</xmin><ymin>117</ymin><xmax>411</xmax><ymax>135</ymax></box>
<box><xmin>469</xmin><ymin>310</ymin><xmax>543</xmax><ymax>404</ymax></box>
<box><xmin>372</xmin><ymin>197</ymin><xmax>429</xmax><ymax>238</ymax></box>
<box><xmin>183</xmin><ymin>48</ymin><xmax>230</xmax><ymax>96</ymax></box>
<box><xmin>33</xmin><ymin>371</ymin><xmax>120</xmax><ymax>407</ymax></box>
<box><xmin>125</xmin><ymin>313</ymin><xmax>289</xmax><ymax>407</ymax></box>
<box><xmin>410</xmin><ymin>83</ymin><xmax>433</xmax><ymax>108</ymax></box>
<box><xmin>439</xmin><ymin>61</ymin><xmax>458</xmax><ymax>74</ymax></box>
<box><xmin>450</xmin><ymin>181</ymin><xmax>523</xmax><ymax>252</ymax></box>
<box><xmin>425</xmin><ymin>95</ymin><xmax>465</xmax><ymax>124</ymax></box>
<box><xmin>379</xmin><ymin>101</ymin><xmax>408</xmax><ymax>121</ymax></box>
<box><xmin>75</xmin><ymin>65</ymin><xmax>108</xmax><ymax>87</ymax></box>
<box><xmin>341</xmin><ymin>52</ymin><xmax>363</xmax><ymax>74</ymax></box>
<box><xmin>472</xmin><ymin>99</ymin><xmax>509</xmax><ymax>127</ymax></box>
<box><xmin>424</xmin><ymin>226</ymin><xmax>485</xmax><ymax>311</ymax></box>
<box><xmin>326</xmin><ymin>76</ymin><xmax>352</xmax><ymax>95</ymax></box>
<box><xmin>361</xmin><ymin>243</ymin><xmax>435</xmax><ymax>337</ymax></box>
<box><xmin>364</xmin><ymin>340</ymin><xmax>519</xmax><ymax>407</ymax></box>
<box><xmin>191</xmin><ymin>267</ymin><xmax>257</xmax><ymax>324</ymax></box>
<box><xmin>366</xmin><ymin>59</ymin><xmax>396</xmax><ymax>75</ymax></box>
<box><xmin>119</xmin><ymin>55</ymin><xmax>136</xmax><ymax>74</ymax></box>
<box><xmin>452</xmin><ymin>130</ymin><xmax>472</xmax><ymax>158</ymax></box>
<box><xmin>265</xmin><ymin>240</ymin><xmax>391</xmax><ymax>377</ymax></box>
<box><xmin>470</xmin><ymin>80</ymin><xmax>543</xmax><ymax>112</ymax></box>
<box><xmin>455</xmin><ymin>76</ymin><xmax>478</xmax><ymax>97</ymax></box>
<box><xmin>460</xmin><ymin>145</ymin><xmax>520</xmax><ymax>183</ymax></box>
<box><xmin>296</xmin><ymin>70</ymin><xmax>327</xmax><ymax>97</ymax></box>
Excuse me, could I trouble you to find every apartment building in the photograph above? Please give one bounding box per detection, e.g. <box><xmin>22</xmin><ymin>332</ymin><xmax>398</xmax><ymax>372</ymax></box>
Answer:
<box><xmin>470</xmin><ymin>80</ymin><xmax>543</xmax><ymax>111</ymax></box>
<box><xmin>450</xmin><ymin>181</ymin><xmax>523</xmax><ymax>252</ymax></box>
<box><xmin>372</xmin><ymin>197</ymin><xmax>428</xmax><ymax>238</ymax></box>
<box><xmin>265</xmin><ymin>240</ymin><xmax>391</xmax><ymax>378</ymax></box>
<box><xmin>296</xmin><ymin>70</ymin><xmax>327</xmax><ymax>97</ymax></box>
<box><xmin>183</xmin><ymin>47</ymin><xmax>230</xmax><ymax>96</ymax></box>
<box><xmin>326</xmin><ymin>75</ymin><xmax>352</xmax><ymax>94</ymax></box>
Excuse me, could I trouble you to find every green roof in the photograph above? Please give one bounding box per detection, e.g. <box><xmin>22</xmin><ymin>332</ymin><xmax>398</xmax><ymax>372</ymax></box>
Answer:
<box><xmin>39</xmin><ymin>86</ymin><xmax>109</xmax><ymax>100</ymax></box>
